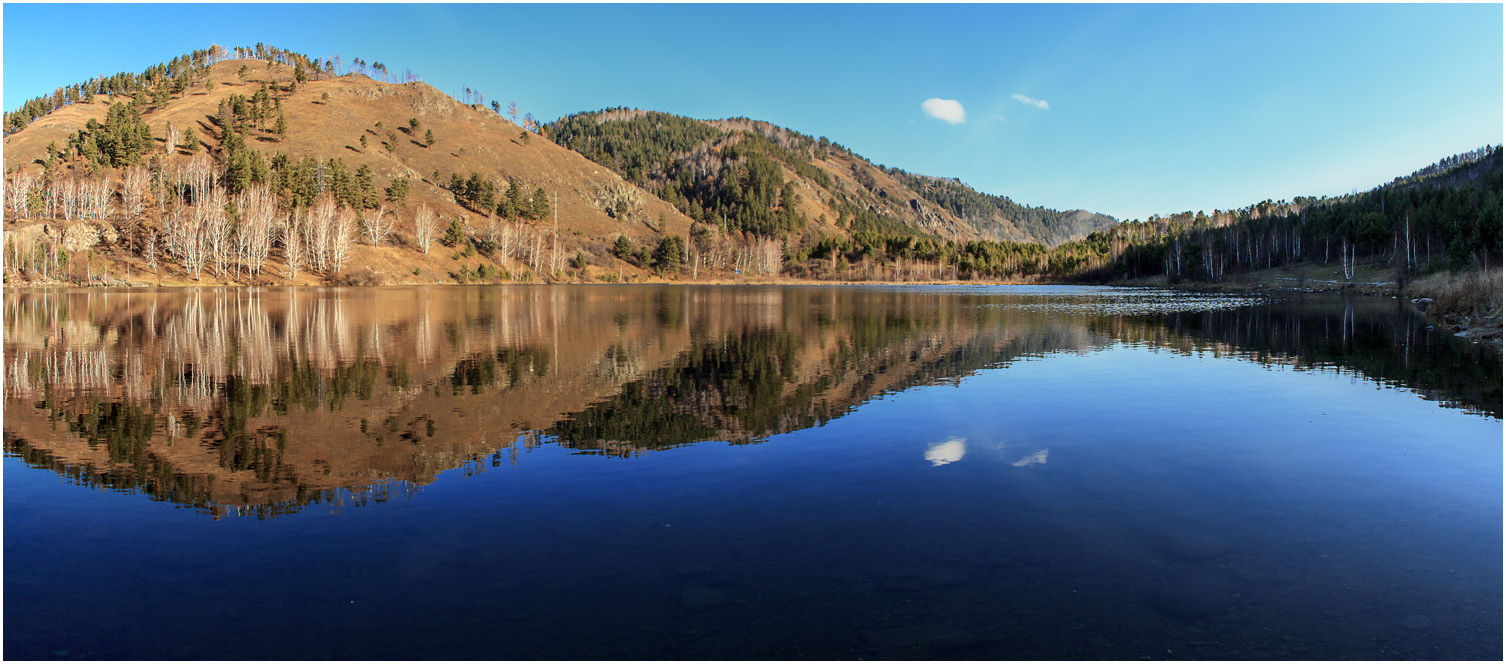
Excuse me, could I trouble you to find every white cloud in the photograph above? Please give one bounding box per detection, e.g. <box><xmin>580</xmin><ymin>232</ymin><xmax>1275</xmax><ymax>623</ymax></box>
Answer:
<box><xmin>922</xmin><ymin>98</ymin><xmax>966</xmax><ymax>125</ymax></box>
<box><xmin>925</xmin><ymin>437</ymin><xmax>968</xmax><ymax>466</ymax></box>
<box><xmin>1012</xmin><ymin>94</ymin><xmax>1050</xmax><ymax>110</ymax></box>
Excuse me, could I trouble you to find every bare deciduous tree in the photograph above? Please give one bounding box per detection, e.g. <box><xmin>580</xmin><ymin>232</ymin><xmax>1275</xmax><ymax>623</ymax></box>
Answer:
<box><xmin>361</xmin><ymin>203</ymin><xmax>390</xmax><ymax>245</ymax></box>
<box><xmin>6</xmin><ymin>171</ymin><xmax>37</xmax><ymax>220</ymax></box>
<box><xmin>754</xmin><ymin>237</ymin><xmax>783</xmax><ymax>276</ymax></box>
<box><xmin>183</xmin><ymin>154</ymin><xmax>215</xmax><ymax>206</ymax></box>
<box><xmin>82</xmin><ymin>176</ymin><xmax>113</xmax><ymax>221</ymax></box>
<box><xmin>236</xmin><ymin>183</ymin><xmax>277</xmax><ymax>278</ymax></box>
<box><xmin>330</xmin><ymin>204</ymin><xmax>357</xmax><ymax>273</ymax></box>
<box><xmin>413</xmin><ymin>203</ymin><xmax>437</xmax><ymax>254</ymax></box>
<box><xmin>283</xmin><ymin>208</ymin><xmax>304</xmax><ymax>280</ymax></box>
<box><xmin>307</xmin><ymin>195</ymin><xmax>336</xmax><ymax>272</ymax></box>
<box><xmin>203</xmin><ymin>188</ymin><xmax>231</xmax><ymax>277</ymax></box>
<box><xmin>142</xmin><ymin>231</ymin><xmax>158</xmax><ymax>271</ymax></box>
<box><xmin>496</xmin><ymin>221</ymin><xmax>515</xmax><ymax>264</ymax></box>
<box><xmin>178</xmin><ymin>203</ymin><xmax>209</xmax><ymax>280</ymax></box>
<box><xmin>164</xmin><ymin>122</ymin><xmax>181</xmax><ymax>156</ymax></box>
<box><xmin>123</xmin><ymin>165</ymin><xmax>148</xmax><ymax>222</ymax></box>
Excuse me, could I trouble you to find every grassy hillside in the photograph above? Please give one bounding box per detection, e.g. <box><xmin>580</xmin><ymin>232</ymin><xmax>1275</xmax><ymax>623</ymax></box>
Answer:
<box><xmin>4</xmin><ymin>55</ymin><xmax>698</xmax><ymax>286</ymax></box>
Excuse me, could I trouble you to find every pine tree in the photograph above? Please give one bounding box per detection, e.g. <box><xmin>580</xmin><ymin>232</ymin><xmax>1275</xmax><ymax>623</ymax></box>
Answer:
<box><xmin>385</xmin><ymin>177</ymin><xmax>410</xmax><ymax>204</ymax></box>
<box><xmin>531</xmin><ymin>187</ymin><xmax>550</xmax><ymax>221</ymax></box>
<box><xmin>653</xmin><ymin>236</ymin><xmax>684</xmax><ymax>274</ymax></box>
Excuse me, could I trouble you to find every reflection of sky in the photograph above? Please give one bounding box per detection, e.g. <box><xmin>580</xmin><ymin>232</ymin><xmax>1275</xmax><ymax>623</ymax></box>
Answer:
<box><xmin>1012</xmin><ymin>449</ymin><xmax>1049</xmax><ymax>467</ymax></box>
<box><xmin>925</xmin><ymin>438</ymin><xmax>967</xmax><ymax>466</ymax></box>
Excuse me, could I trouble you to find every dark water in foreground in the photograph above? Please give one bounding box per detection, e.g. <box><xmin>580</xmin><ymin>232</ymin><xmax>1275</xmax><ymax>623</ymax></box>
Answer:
<box><xmin>4</xmin><ymin>285</ymin><xmax>1500</xmax><ymax>660</ymax></box>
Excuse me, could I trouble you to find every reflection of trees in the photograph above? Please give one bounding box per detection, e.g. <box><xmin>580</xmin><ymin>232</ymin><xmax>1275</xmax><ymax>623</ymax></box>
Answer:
<box><xmin>550</xmin><ymin>310</ymin><xmax>1091</xmax><ymax>455</ymax></box>
<box><xmin>2</xmin><ymin>288</ymin><xmax>570</xmax><ymax>518</ymax></box>
<box><xmin>4</xmin><ymin>287</ymin><xmax>1497</xmax><ymax>519</ymax></box>
<box><xmin>1091</xmin><ymin>296</ymin><xmax>1501</xmax><ymax>418</ymax></box>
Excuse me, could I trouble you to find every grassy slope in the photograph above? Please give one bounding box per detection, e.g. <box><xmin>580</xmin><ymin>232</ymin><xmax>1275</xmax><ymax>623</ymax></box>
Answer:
<box><xmin>3</xmin><ymin>59</ymin><xmax>698</xmax><ymax>285</ymax></box>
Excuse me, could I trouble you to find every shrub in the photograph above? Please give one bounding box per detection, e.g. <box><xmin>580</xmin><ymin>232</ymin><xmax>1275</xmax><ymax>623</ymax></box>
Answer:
<box><xmin>326</xmin><ymin>267</ymin><xmax>383</xmax><ymax>286</ymax></box>
<box><xmin>1406</xmin><ymin>268</ymin><xmax>1503</xmax><ymax>320</ymax></box>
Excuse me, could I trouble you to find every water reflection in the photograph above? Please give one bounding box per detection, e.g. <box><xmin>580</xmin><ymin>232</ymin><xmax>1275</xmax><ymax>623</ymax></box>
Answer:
<box><xmin>925</xmin><ymin>438</ymin><xmax>967</xmax><ymax>466</ymax></box>
<box><xmin>3</xmin><ymin>286</ymin><xmax>1498</xmax><ymax>518</ymax></box>
<box><xmin>1012</xmin><ymin>449</ymin><xmax>1049</xmax><ymax>467</ymax></box>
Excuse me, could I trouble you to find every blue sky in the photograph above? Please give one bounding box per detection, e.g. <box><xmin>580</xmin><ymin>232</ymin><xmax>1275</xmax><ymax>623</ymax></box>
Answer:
<box><xmin>4</xmin><ymin>3</ymin><xmax>1501</xmax><ymax>221</ymax></box>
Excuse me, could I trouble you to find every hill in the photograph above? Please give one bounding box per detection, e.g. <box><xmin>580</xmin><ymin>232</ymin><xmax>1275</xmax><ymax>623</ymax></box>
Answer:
<box><xmin>2</xmin><ymin>50</ymin><xmax>704</xmax><ymax>286</ymax></box>
<box><xmin>1</xmin><ymin>45</ymin><xmax>1117</xmax><ymax>288</ymax></box>
<box><xmin>545</xmin><ymin>109</ymin><xmax>1117</xmax><ymax>245</ymax></box>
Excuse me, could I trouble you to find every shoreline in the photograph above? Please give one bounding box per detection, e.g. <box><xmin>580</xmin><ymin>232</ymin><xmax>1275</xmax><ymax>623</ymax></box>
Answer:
<box><xmin>9</xmin><ymin>270</ymin><xmax>1498</xmax><ymax>346</ymax></box>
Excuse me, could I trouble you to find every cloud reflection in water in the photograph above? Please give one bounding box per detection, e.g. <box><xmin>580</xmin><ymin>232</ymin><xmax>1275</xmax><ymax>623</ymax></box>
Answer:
<box><xmin>925</xmin><ymin>438</ymin><xmax>967</xmax><ymax>466</ymax></box>
<box><xmin>1012</xmin><ymin>449</ymin><xmax>1049</xmax><ymax>467</ymax></box>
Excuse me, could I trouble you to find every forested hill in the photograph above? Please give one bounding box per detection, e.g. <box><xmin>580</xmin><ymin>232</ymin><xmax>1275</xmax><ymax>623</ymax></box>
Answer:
<box><xmin>881</xmin><ymin>169</ymin><xmax>1116</xmax><ymax>246</ymax></box>
<box><xmin>545</xmin><ymin>108</ymin><xmax>1117</xmax><ymax>247</ymax></box>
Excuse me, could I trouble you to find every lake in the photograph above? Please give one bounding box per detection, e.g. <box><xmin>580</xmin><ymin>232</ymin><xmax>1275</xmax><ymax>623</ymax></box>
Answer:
<box><xmin>4</xmin><ymin>285</ymin><xmax>1500</xmax><ymax>660</ymax></box>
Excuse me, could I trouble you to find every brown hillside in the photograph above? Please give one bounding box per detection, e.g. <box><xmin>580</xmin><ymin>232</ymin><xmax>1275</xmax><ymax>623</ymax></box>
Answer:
<box><xmin>3</xmin><ymin>59</ymin><xmax>697</xmax><ymax>285</ymax></box>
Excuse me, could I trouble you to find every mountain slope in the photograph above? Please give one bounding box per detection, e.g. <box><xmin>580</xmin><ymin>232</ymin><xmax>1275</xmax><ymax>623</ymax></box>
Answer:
<box><xmin>546</xmin><ymin>109</ymin><xmax>1117</xmax><ymax>246</ymax></box>
<box><xmin>4</xmin><ymin>56</ymin><xmax>698</xmax><ymax>285</ymax></box>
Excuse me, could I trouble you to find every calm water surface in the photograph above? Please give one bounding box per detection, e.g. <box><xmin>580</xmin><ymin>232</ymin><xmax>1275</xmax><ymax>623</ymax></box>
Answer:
<box><xmin>4</xmin><ymin>285</ymin><xmax>1500</xmax><ymax>660</ymax></box>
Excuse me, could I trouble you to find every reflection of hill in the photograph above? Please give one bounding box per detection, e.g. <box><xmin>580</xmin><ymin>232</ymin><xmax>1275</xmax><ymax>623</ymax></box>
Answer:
<box><xmin>550</xmin><ymin>321</ymin><xmax>1082</xmax><ymax>455</ymax></box>
<box><xmin>1093</xmin><ymin>295</ymin><xmax>1501</xmax><ymax>418</ymax></box>
<box><xmin>4</xmin><ymin>287</ymin><xmax>1496</xmax><ymax>518</ymax></box>
<box><xmin>3</xmin><ymin>287</ymin><xmax>702</xmax><ymax>516</ymax></box>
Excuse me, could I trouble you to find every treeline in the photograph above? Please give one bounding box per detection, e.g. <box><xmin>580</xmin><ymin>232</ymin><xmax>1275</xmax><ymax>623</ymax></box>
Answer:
<box><xmin>1385</xmin><ymin>144</ymin><xmax>1498</xmax><ymax>190</ymax></box>
<box><xmin>882</xmin><ymin>169</ymin><xmax>1115</xmax><ymax>245</ymax></box>
<box><xmin>547</xmin><ymin>109</ymin><xmax>850</xmax><ymax>238</ymax></box>
<box><xmin>1071</xmin><ymin>146</ymin><xmax>1504</xmax><ymax>284</ymax></box>
<box><xmin>548</xmin><ymin>108</ymin><xmax>1126</xmax><ymax>258</ymax></box>
<box><xmin>776</xmin><ymin>146</ymin><xmax>1502</xmax><ymax>283</ymax></box>
<box><xmin>3</xmin><ymin>43</ymin><xmax>331</xmax><ymax>136</ymax></box>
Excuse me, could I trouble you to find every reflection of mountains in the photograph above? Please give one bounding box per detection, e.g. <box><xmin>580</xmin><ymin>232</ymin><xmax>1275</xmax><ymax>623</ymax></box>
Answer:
<box><xmin>1092</xmin><ymin>295</ymin><xmax>1501</xmax><ymax>419</ymax></box>
<box><xmin>3</xmin><ymin>288</ymin><xmax>1092</xmax><ymax>517</ymax></box>
<box><xmin>4</xmin><ymin>287</ymin><xmax>1496</xmax><ymax>518</ymax></box>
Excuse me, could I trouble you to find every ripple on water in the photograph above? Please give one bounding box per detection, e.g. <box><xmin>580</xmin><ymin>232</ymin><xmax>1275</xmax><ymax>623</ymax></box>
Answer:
<box><xmin>997</xmin><ymin>289</ymin><xmax>1265</xmax><ymax>316</ymax></box>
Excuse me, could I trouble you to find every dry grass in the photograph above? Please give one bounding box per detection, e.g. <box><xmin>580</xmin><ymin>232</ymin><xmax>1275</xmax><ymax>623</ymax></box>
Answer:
<box><xmin>325</xmin><ymin>267</ymin><xmax>385</xmax><ymax>286</ymax></box>
<box><xmin>1405</xmin><ymin>268</ymin><xmax>1503</xmax><ymax>319</ymax></box>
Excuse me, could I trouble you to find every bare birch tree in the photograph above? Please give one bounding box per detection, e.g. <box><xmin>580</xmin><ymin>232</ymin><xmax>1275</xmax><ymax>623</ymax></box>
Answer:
<box><xmin>496</xmin><ymin>220</ymin><xmax>515</xmax><ymax>264</ymax></box>
<box><xmin>179</xmin><ymin>204</ymin><xmax>208</xmax><ymax>279</ymax></box>
<box><xmin>164</xmin><ymin>122</ymin><xmax>181</xmax><ymax>156</ymax></box>
<box><xmin>6</xmin><ymin>171</ymin><xmax>37</xmax><ymax>220</ymax></box>
<box><xmin>330</xmin><ymin>204</ymin><xmax>357</xmax><ymax>273</ymax></box>
<box><xmin>361</xmin><ymin>203</ymin><xmax>390</xmax><ymax>245</ymax></box>
<box><xmin>413</xmin><ymin>203</ymin><xmax>437</xmax><ymax>254</ymax></box>
<box><xmin>307</xmin><ymin>195</ymin><xmax>336</xmax><ymax>272</ymax></box>
<box><xmin>203</xmin><ymin>188</ymin><xmax>231</xmax><ymax>277</ymax></box>
<box><xmin>83</xmin><ymin>176</ymin><xmax>114</xmax><ymax>221</ymax></box>
<box><xmin>184</xmin><ymin>154</ymin><xmax>215</xmax><ymax>206</ymax></box>
<box><xmin>283</xmin><ymin>208</ymin><xmax>304</xmax><ymax>280</ymax></box>
<box><xmin>122</xmin><ymin>166</ymin><xmax>148</xmax><ymax>222</ymax></box>
<box><xmin>754</xmin><ymin>237</ymin><xmax>783</xmax><ymax>276</ymax></box>
<box><xmin>236</xmin><ymin>183</ymin><xmax>276</xmax><ymax>278</ymax></box>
